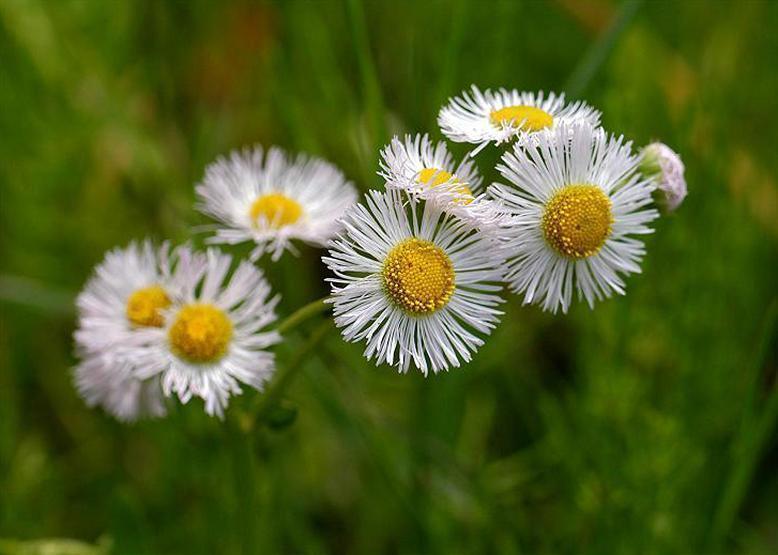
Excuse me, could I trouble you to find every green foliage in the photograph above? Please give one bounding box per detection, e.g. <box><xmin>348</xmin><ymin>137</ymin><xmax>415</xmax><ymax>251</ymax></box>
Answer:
<box><xmin>1</xmin><ymin>1</ymin><xmax>776</xmax><ymax>554</ymax></box>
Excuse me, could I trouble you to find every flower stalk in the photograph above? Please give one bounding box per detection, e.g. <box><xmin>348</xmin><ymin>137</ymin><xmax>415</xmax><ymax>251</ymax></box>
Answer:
<box><xmin>239</xmin><ymin>297</ymin><xmax>334</xmax><ymax>429</ymax></box>
<box><xmin>276</xmin><ymin>296</ymin><xmax>331</xmax><ymax>335</ymax></box>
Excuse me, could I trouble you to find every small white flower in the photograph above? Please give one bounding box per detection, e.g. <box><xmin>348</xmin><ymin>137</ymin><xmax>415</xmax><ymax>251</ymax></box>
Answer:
<box><xmin>379</xmin><ymin>133</ymin><xmax>483</xmax><ymax>197</ymax></box>
<box><xmin>378</xmin><ymin>133</ymin><xmax>506</xmax><ymax>231</ymax></box>
<box><xmin>438</xmin><ymin>85</ymin><xmax>601</xmax><ymax>153</ymax></box>
<box><xmin>73</xmin><ymin>356</ymin><xmax>166</xmax><ymax>422</ymax></box>
<box><xmin>490</xmin><ymin>123</ymin><xmax>659</xmax><ymax>313</ymax></box>
<box><xmin>75</xmin><ymin>240</ymin><xmax>180</xmax><ymax>355</ymax></box>
<box><xmin>196</xmin><ymin>145</ymin><xmax>359</xmax><ymax>261</ymax></box>
<box><xmin>323</xmin><ymin>190</ymin><xmax>505</xmax><ymax>375</ymax></box>
<box><xmin>640</xmin><ymin>142</ymin><xmax>687</xmax><ymax>212</ymax></box>
<box><xmin>73</xmin><ymin>240</ymin><xmax>188</xmax><ymax>421</ymax></box>
<box><xmin>133</xmin><ymin>248</ymin><xmax>281</xmax><ymax>418</ymax></box>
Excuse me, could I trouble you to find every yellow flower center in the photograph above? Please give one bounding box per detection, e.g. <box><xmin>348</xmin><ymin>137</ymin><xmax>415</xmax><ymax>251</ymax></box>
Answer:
<box><xmin>249</xmin><ymin>193</ymin><xmax>303</xmax><ymax>228</ymax></box>
<box><xmin>126</xmin><ymin>285</ymin><xmax>170</xmax><ymax>327</ymax></box>
<box><xmin>417</xmin><ymin>168</ymin><xmax>473</xmax><ymax>205</ymax></box>
<box><xmin>541</xmin><ymin>184</ymin><xmax>613</xmax><ymax>259</ymax></box>
<box><xmin>381</xmin><ymin>238</ymin><xmax>455</xmax><ymax>315</ymax></box>
<box><xmin>168</xmin><ymin>304</ymin><xmax>233</xmax><ymax>363</ymax></box>
<box><xmin>489</xmin><ymin>105</ymin><xmax>553</xmax><ymax>131</ymax></box>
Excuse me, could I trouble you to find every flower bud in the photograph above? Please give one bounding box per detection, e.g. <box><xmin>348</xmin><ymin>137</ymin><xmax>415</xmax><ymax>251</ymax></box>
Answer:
<box><xmin>639</xmin><ymin>142</ymin><xmax>687</xmax><ymax>212</ymax></box>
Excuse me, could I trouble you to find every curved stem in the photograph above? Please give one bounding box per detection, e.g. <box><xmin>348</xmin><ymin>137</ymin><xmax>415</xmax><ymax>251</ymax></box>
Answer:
<box><xmin>276</xmin><ymin>296</ymin><xmax>331</xmax><ymax>335</ymax></box>
<box><xmin>253</xmin><ymin>320</ymin><xmax>333</xmax><ymax>424</ymax></box>
<box><xmin>247</xmin><ymin>296</ymin><xmax>335</xmax><ymax>426</ymax></box>
<box><xmin>709</xmin><ymin>299</ymin><xmax>778</xmax><ymax>550</ymax></box>
<box><xmin>228</xmin><ymin>417</ymin><xmax>259</xmax><ymax>553</ymax></box>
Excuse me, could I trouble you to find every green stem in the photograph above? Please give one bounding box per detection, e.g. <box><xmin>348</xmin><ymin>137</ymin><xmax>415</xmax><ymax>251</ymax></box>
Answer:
<box><xmin>228</xmin><ymin>418</ymin><xmax>259</xmax><ymax>554</ymax></box>
<box><xmin>276</xmin><ymin>296</ymin><xmax>331</xmax><ymax>335</ymax></box>
<box><xmin>709</xmin><ymin>389</ymin><xmax>778</xmax><ymax>552</ymax></box>
<box><xmin>734</xmin><ymin>300</ymin><xmax>778</xmax><ymax>437</ymax></box>
<box><xmin>253</xmin><ymin>319</ymin><xmax>333</xmax><ymax>424</ymax></box>
<box><xmin>564</xmin><ymin>0</ymin><xmax>643</xmax><ymax>97</ymax></box>
<box><xmin>709</xmin><ymin>300</ymin><xmax>778</xmax><ymax>551</ymax></box>
<box><xmin>225</xmin><ymin>299</ymin><xmax>333</xmax><ymax>550</ymax></box>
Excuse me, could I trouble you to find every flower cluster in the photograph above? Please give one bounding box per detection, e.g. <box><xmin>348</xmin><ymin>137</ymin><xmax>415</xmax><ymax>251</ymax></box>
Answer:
<box><xmin>75</xmin><ymin>243</ymin><xmax>281</xmax><ymax>419</ymax></box>
<box><xmin>74</xmin><ymin>148</ymin><xmax>357</xmax><ymax>420</ymax></box>
<box><xmin>73</xmin><ymin>85</ymin><xmax>687</xmax><ymax>421</ymax></box>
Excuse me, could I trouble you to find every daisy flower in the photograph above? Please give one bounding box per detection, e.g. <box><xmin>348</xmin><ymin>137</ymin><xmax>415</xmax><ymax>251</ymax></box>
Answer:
<box><xmin>73</xmin><ymin>240</ymin><xmax>188</xmax><ymax>421</ymax></box>
<box><xmin>133</xmin><ymin>248</ymin><xmax>281</xmax><ymax>418</ymax></box>
<box><xmin>323</xmin><ymin>190</ymin><xmax>505</xmax><ymax>375</ymax></box>
<box><xmin>438</xmin><ymin>85</ymin><xmax>601</xmax><ymax>153</ymax></box>
<box><xmin>196</xmin><ymin>145</ymin><xmax>358</xmax><ymax>261</ymax></box>
<box><xmin>75</xmin><ymin>240</ymin><xmax>179</xmax><ymax>356</ymax></box>
<box><xmin>639</xmin><ymin>142</ymin><xmax>687</xmax><ymax>212</ymax></box>
<box><xmin>378</xmin><ymin>133</ymin><xmax>506</xmax><ymax>231</ymax></box>
<box><xmin>490</xmin><ymin>123</ymin><xmax>659</xmax><ymax>313</ymax></box>
<box><xmin>73</xmin><ymin>356</ymin><xmax>166</xmax><ymax>422</ymax></box>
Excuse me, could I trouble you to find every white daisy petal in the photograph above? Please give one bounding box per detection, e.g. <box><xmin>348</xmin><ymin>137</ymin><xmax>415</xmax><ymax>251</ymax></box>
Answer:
<box><xmin>490</xmin><ymin>123</ymin><xmax>659</xmax><ymax>313</ymax></box>
<box><xmin>196</xmin><ymin>145</ymin><xmax>359</xmax><ymax>261</ymax></box>
<box><xmin>378</xmin><ymin>133</ymin><xmax>508</xmax><ymax>233</ymax></box>
<box><xmin>132</xmin><ymin>248</ymin><xmax>281</xmax><ymax>418</ymax></box>
<box><xmin>73</xmin><ymin>240</ymin><xmax>194</xmax><ymax>421</ymax></box>
<box><xmin>438</xmin><ymin>85</ymin><xmax>601</xmax><ymax>151</ymax></box>
<box><xmin>323</xmin><ymin>190</ymin><xmax>506</xmax><ymax>375</ymax></box>
<box><xmin>74</xmin><ymin>243</ymin><xmax>281</xmax><ymax>420</ymax></box>
<box><xmin>73</xmin><ymin>355</ymin><xmax>166</xmax><ymax>422</ymax></box>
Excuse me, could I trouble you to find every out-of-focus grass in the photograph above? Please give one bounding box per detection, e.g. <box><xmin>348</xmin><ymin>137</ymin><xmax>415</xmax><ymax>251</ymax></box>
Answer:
<box><xmin>1</xmin><ymin>1</ymin><xmax>777</xmax><ymax>554</ymax></box>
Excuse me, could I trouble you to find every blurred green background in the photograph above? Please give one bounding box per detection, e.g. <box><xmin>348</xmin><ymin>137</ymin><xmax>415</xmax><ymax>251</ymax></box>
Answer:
<box><xmin>1</xmin><ymin>0</ymin><xmax>777</xmax><ymax>554</ymax></box>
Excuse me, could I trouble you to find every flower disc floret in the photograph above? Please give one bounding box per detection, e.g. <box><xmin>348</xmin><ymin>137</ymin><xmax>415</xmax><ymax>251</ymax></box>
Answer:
<box><xmin>169</xmin><ymin>303</ymin><xmax>233</xmax><ymax>363</ymax></box>
<box><xmin>489</xmin><ymin>105</ymin><xmax>553</xmax><ymax>131</ymax></box>
<box><xmin>249</xmin><ymin>193</ymin><xmax>303</xmax><ymax>228</ymax></box>
<box><xmin>541</xmin><ymin>184</ymin><xmax>613</xmax><ymax>259</ymax></box>
<box><xmin>381</xmin><ymin>238</ymin><xmax>455</xmax><ymax>315</ymax></box>
<box><xmin>126</xmin><ymin>285</ymin><xmax>171</xmax><ymax>327</ymax></box>
<box><xmin>417</xmin><ymin>168</ymin><xmax>474</xmax><ymax>204</ymax></box>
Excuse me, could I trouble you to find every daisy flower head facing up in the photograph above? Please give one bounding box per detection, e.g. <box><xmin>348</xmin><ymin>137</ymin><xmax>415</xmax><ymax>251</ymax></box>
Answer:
<box><xmin>489</xmin><ymin>123</ymin><xmax>659</xmax><ymax>313</ymax></box>
<box><xmin>196</xmin><ymin>145</ymin><xmax>359</xmax><ymax>261</ymax></box>
<box><xmin>130</xmin><ymin>247</ymin><xmax>281</xmax><ymax>418</ymax></box>
<box><xmin>323</xmin><ymin>190</ymin><xmax>506</xmax><ymax>375</ymax></box>
<box><xmin>73</xmin><ymin>240</ymin><xmax>192</xmax><ymax>421</ymax></box>
<box><xmin>75</xmin><ymin>240</ymin><xmax>178</xmax><ymax>355</ymax></box>
<box><xmin>379</xmin><ymin>133</ymin><xmax>506</xmax><ymax>232</ymax></box>
<box><xmin>438</xmin><ymin>85</ymin><xmax>601</xmax><ymax>153</ymax></box>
